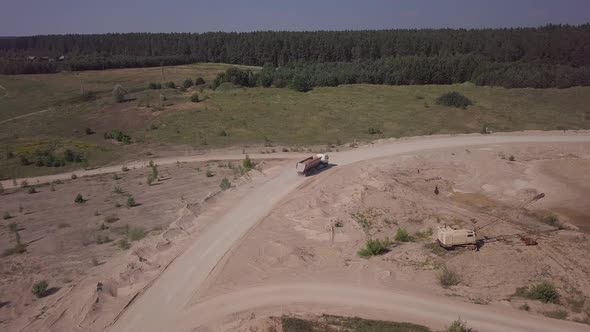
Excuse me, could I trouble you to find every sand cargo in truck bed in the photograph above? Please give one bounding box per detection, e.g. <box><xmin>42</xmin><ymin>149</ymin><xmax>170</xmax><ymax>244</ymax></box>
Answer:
<box><xmin>296</xmin><ymin>154</ymin><xmax>329</xmax><ymax>176</ymax></box>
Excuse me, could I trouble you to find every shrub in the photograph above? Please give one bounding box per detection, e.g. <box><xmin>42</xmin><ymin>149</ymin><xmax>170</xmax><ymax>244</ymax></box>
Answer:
<box><xmin>74</xmin><ymin>193</ymin><xmax>85</xmax><ymax>204</ymax></box>
<box><xmin>446</xmin><ymin>319</ymin><xmax>474</xmax><ymax>332</ymax></box>
<box><xmin>31</xmin><ymin>280</ymin><xmax>48</xmax><ymax>298</ymax></box>
<box><xmin>182</xmin><ymin>79</ymin><xmax>194</xmax><ymax>89</ymax></box>
<box><xmin>27</xmin><ymin>186</ymin><xmax>37</xmax><ymax>194</ymax></box>
<box><xmin>118</xmin><ymin>238</ymin><xmax>131</xmax><ymax>250</ymax></box>
<box><xmin>190</xmin><ymin>93</ymin><xmax>200</xmax><ymax>103</ymax></box>
<box><xmin>71</xmin><ymin>173</ymin><xmax>78</xmax><ymax>179</ymax></box>
<box><xmin>218</xmin><ymin>129</ymin><xmax>228</xmax><ymax>136</ymax></box>
<box><xmin>438</xmin><ymin>266</ymin><xmax>461</xmax><ymax>287</ymax></box>
<box><xmin>519</xmin><ymin>303</ymin><xmax>530</xmax><ymax>311</ymax></box>
<box><xmin>3</xmin><ymin>212</ymin><xmax>12</xmax><ymax>220</ymax></box>
<box><xmin>509</xmin><ymin>155</ymin><xmax>516</xmax><ymax>161</ymax></box>
<box><xmin>20</xmin><ymin>180</ymin><xmax>29</xmax><ymax>188</ymax></box>
<box><xmin>147</xmin><ymin>174</ymin><xmax>155</xmax><ymax>185</ymax></box>
<box><xmin>206</xmin><ymin>170</ymin><xmax>215</xmax><ymax>177</ymax></box>
<box><xmin>242</xmin><ymin>155</ymin><xmax>254</xmax><ymax>170</ymax></box>
<box><xmin>148</xmin><ymin>82</ymin><xmax>162</xmax><ymax>89</ymax></box>
<box><xmin>290</xmin><ymin>73</ymin><xmax>312</xmax><ymax>92</ymax></box>
<box><xmin>113</xmin><ymin>173</ymin><xmax>121</xmax><ymax>180</ymax></box>
<box><xmin>436</xmin><ymin>92</ymin><xmax>472</xmax><ymax>109</ymax></box>
<box><xmin>220</xmin><ymin>178</ymin><xmax>231</xmax><ymax>191</ymax></box>
<box><xmin>358</xmin><ymin>238</ymin><xmax>391</xmax><ymax>258</ymax></box>
<box><xmin>366</xmin><ymin>127</ymin><xmax>382</xmax><ymax>135</ymax></box>
<box><xmin>121</xmin><ymin>166</ymin><xmax>130</xmax><ymax>172</ymax></box>
<box><xmin>165</xmin><ymin>81</ymin><xmax>176</xmax><ymax>89</ymax></box>
<box><xmin>195</xmin><ymin>77</ymin><xmax>205</xmax><ymax>85</ymax></box>
<box><xmin>50</xmin><ymin>184</ymin><xmax>56</xmax><ymax>191</ymax></box>
<box><xmin>128</xmin><ymin>227</ymin><xmax>147</xmax><ymax>241</ymax></box>
<box><xmin>115</xmin><ymin>201</ymin><xmax>122</xmax><ymax>208</ymax></box>
<box><xmin>516</xmin><ymin>281</ymin><xmax>560</xmax><ymax>304</ymax></box>
<box><xmin>112</xmin><ymin>84</ymin><xmax>127</xmax><ymax>103</ymax></box>
<box><xmin>113</xmin><ymin>186</ymin><xmax>124</xmax><ymax>194</ymax></box>
<box><xmin>395</xmin><ymin>228</ymin><xmax>414</xmax><ymax>242</ymax></box>
<box><xmin>126</xmin><ymin>196</ymin><xmax>137</xmax><ymax>207</ymax></box>
<box><xmin>91</xmin><ymin>257</ymin><xmax>100</xmax><ymax>266</ymax></box>
<box><xmin>104</xmin><ymin>214</ymin><xmax>119</xmax><ymax>223</ymax></box>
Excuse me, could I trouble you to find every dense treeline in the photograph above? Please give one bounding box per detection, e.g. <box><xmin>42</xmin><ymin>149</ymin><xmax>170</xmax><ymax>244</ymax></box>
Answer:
<box><xmin>1</xmin><ymin>25</ymin><xmax>589</xmax><ymax>88</ymax></box>
<box><xmin>214</xmin><ymin>56</ymin><xmax>590</xmax><ymax>90</ymax></box>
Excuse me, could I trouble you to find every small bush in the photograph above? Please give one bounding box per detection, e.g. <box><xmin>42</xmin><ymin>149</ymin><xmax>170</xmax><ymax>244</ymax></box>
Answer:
<box><xmin>516</xmin><ymin>281</ymin><xmax>560</xmax><ymax>304</ymax></box>
<box><xmin>395</xmin><ymin>228</ymin><xmax>414</xmax><ymax>242</ymax></box>
<box><xmin>32</xmin><ymin>280</ymin><xmax>48</xmax><ymax>298</ymax></box>
<box><xmin>358</xmin><ymin>238</ymin><xmax>391</xmax><ymax>258</ymax></box>
<box><xmin>58</xmin><ymin>222</ymin><xmax>70</xmax><ymax>228</ymax></box>
<box><xmin>206</xmin><ymin>170</ymin><xmax>215</xmax><ymax>177</ymax></box>
<box><xmin>190</xmin><ymin>93</ymin><xmax>200</xmax><ymax>103</ymax></box>
<box><xmin>165</xmin><ymin>81</ymin><xmax>176</xmax><ymax>89</ymax></box>
<box><xmin>220</xmin><ymin>178</ymin><xmax>231</xmax><ymax>191</ymax></box>
<box><xmin>195</xmin><ymin>77</ymin><xmax>205</xmax><ymax>85</ymax></box>
<box><xmin>50</xmin><ymin>184</ymin><xmax>56</xmax><ymax>191</ymax></box>
<box><xmin>113</xmin><ymin>173</ymin><xmax>121</xmax><ymax>180</ymax></box>
<box><xmin>27</xmin><ymin>186</ymin><xmax>37</xmax><ymax>194</ymax></box>
<box><xmin>104</xmin><ymin>214</ymin><xmax>119</xmax><ymax>223</ymax></box>
<box><xmin>543</xmin><ymin>215</ymin><xmax>560</xmax><ymax>228</ymax></box>
<box><xmin>113</xmin><ymin>186</ymin><xmax>124</xmax><ymax>194</ymax></box>
<box><xmin>148</xmin><ymin>82</ymin><xmax>162</xmax><ymax>89</ymax></box>
<box><xmin>446</xmin><ymin>319</ymin><xmax>474</xmax><ymax>332</ymax></box>
<box><xmin>128</xmin><ymin>227</ymin><xmax>147</xmax><ymax>241</ymax></box>
<box><xmin>242</xmin><ymin>155</ymin><xmax>254</xmax><ymax>171</ymax></box>
<box><xmin>91</xmin><ymin>257</ymin><xmax>100</xmax><ymax>266</ymax></box>
<box><xmin>118</xmin><ymin>238</ymin><xmax>131</xmax><ymax>250</ymax></box>
<box><xmin>71</xmin><ymin>173</ymin><xmax>78</xmax><ymax>179</ymax></box>
<box><xmin>20</xmin><ymin>180</ymin><xmax>29</xmax><ymax>188</ymax></box>
<box><xmin>74</xmin><ymin>193</ymin><xmax>85</xmax><ymax>204</ymax></box>
<box><xmin>438</xmin><ymin>266</ymin><xmax>461</xmax><ymax>287</ymax></box>
<box><xmin>509</xmin><ymin>155</ymin><xmax>516</xmax><ymax>161</ymax></box>
<box><xmin>182</xmin><ymin>79</ymin><xmax>194</xmax><ymax>89</ymax></box>
<box><xmin>126</xmin><ymin>196</ymin><xmax>137</xmax><ymax>207</ymax></box>
<box><xmin>519</xmin><ymin>303</ymin><xmax>530</xmax><ymax>311</ymax></box>
<box><xmin>436</xmin><ymin>92</ymin><xmax>473</xmax><ymax>109</ymax></box>
<box><xmin>147</xmin><ymin>174</ymin><xmax>156</xmax><ymax>185</ymax></box>
<box><xmin>121</xmin><ymin>166</ymin><xmax>130</xmax><ymax>172</ymax></box>
<box><xmin>112</xmin><ymin>84</ymin><xmax>127</xmax><ymax>103</ymax></box>
<box><xmin>366</xmin><ymin>127</ymin><xmax>382</xmax><ymax>135</ymax></box>
<box><xmin>3</xmin><ymin>212</ymin><xmax>12</xmax><ymax>220</ymax></box>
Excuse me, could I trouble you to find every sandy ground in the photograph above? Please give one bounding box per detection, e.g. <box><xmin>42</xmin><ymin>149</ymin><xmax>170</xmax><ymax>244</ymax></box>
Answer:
<box><xmin>0</xmin><ymin>158</ymin><xmax>284</xmax><ymax>331</ymax></box>
<box><xmin>2</xmin><ymin>131</ymin><xmax>590</xmax><ymax>332</ymax></box>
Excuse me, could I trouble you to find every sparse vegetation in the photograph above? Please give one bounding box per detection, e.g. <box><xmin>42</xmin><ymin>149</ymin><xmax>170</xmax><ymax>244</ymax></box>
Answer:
<box><xmin>165</xmin><ymin>81</ymin><xmax>176</xmax><ymax>89</ymax></box>
<box><xmin>112</xmin><ymin>84</ymin><xmax>127</xmax><ymax>103</ymax></box>
<box><xmin>219</xmin><ymin>177</ymin><xmax>231</xmax><ymax>191</ymax></box>
<box><xmin>395</xmin><ymin>228</ymin><xmax>414</xmax><ymax>242</ymax></box>
<box><xmin>104</xmin><ymin>130</ymin><xmax>131</xmax><ymax>144</ymax></box>
<box><xmin>514</xmin><ymin>281</ymin><xmax>560</xmax><ymax>304</ymax></box>
<box><xmin>121</xmin><ymin>166</ymin><xmax>130</xmax><ymax>172</ymax></box>
<box><xmin>31</xmin><ymin>280</ymin><xmax>49</xmax><ymax>298</ymax></box>
<box><xmin>242</xmin><ymin>155</ymin><xmax>254</xmax><ymax>171</ymax></box>
<box><xmin>148</xmin><ymin>82</ymin><xmax>162</xmax><ymax>89</ymax></box>
<box><xmin>117</xmin><ymin>238</ymin><xmax>131</xmax><ymax>250</ymax></box>
<box><xmin>74</xmin><ymin>193</ymin><xmax>85</xmax><ymax>203</ymax></box>
<box><xmin>190</xmin><ymin>93</ymin><xmax>200</xmax><ymax>102</ymax></box>
<box><xmin>366</xmin><ymin>127</ymin><xmax>383</xmax><ymax>135</ymax></box>
<box><xmin>438</xmin><ymin>265</ymin><xmax>461</xmax><ymax>287</ymax></box>
<box><xmin>436</xmin><ymin>92</ymin><xmax>472</xmax><ymax>109</ymax></box>
<box><xmin>27</xmin><ymin>186</ymin><xmax>37</xmax><ymax>194</ymax></box>
<box><xmin>128</xmin><ymin>226</ymin><xmax>147</xmax><ymax>241</ymax></box>
<box><xmin>182</xmin><ymin>79</ymin><xmax>193</xmax><ymax>89</ymax></box>
<box><xmin>113</xmin><ymin>186</ymin><xmax>124</xmax><ymax>194</ymax></box>
<box><xmin>358</xmin><ymin>238</ymin><xmax>391</xmax><ymax>258</ymax></box>
<box><xmin>519</xmin><ymin>303</ymin><xmax>530</xmax><ymax>311</ymax></box>
<box><xmin>206</xmin><ymin>170</ymin><xmax>215</xmax><ymax>177</ymax></box>
<box><xmin>281</xmin><ymin>315</ymin><xmax>431</xmax><ymax>332</ymax></box>
<box><xmin>542</xmin><ymin>215</ymin><xmax>561</xmax><ymax>228</ymax></box>
<box><xmin>446</xmin><ymin>319</ymin><xmax>474</xmax><ymax>332</ymax></box>
<box><xmin>508</xmin><ymin>155</ymin><xmax>516</xmax><ymax>161</ymax></box>
<box><xmin>195</xmin><ymin>77</ymin><xmax>205</xmax><ymax>85</ymax></box>
<box><xmin>126</xmin><ymin>196</ymin><xmax>137</xmax><ymax>207</ymax></box>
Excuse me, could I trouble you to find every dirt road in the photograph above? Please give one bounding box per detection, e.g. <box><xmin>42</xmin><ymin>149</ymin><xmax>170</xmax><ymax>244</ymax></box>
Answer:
<box><xmin>108</xmin><ymin>133</ymin><xmax>590</xmax><ymax>332</ymax></box>
<box><xmin>180</xmin><ymin>283</ymin><xmax>589</xmax><ymax>332</ymax></box>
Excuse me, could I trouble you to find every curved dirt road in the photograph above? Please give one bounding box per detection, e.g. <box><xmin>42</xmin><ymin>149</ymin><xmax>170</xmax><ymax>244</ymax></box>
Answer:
<box><xmin>109</xmin><ymin>133</ymin><xmax>590</xmax><ymax>332</ymax></box>
<box><xmin>180</xmin><ymin>283</ymin><xmax>589</xmax><ymax>332</ymax></box>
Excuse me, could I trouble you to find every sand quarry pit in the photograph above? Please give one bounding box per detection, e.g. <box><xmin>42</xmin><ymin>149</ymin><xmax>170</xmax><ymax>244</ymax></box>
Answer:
<box><xmin>2</xmin><ymin>133</ymin><xmax>590</xmax><ymax>332</ymax></box>
<box><xmin>198</xmin><ymin>141</ymin><xmax>590</xmax><ymax>330</ymax></box>
<box><xmin>0</xmin><ymin>158</ymin><xmax>284</xmax><ymax>331</ymax></box>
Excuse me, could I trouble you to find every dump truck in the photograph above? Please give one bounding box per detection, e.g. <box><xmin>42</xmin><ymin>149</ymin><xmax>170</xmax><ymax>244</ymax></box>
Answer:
<box><xmin>296</xmin><ymin>154</ymin><xmax>329</xmax><ymax>176</ymax></box>
<box><xmin>437</xmin><ymin>225</ymin><xmax>477</xmax><ymax>249</ymax></box>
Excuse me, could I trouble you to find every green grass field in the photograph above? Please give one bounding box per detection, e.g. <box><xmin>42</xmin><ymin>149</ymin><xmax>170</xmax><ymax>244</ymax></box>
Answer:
<box><xmin>1</xmin><ymin>63</ymin><xmax>590</xmax><ymax>179</ymax></box>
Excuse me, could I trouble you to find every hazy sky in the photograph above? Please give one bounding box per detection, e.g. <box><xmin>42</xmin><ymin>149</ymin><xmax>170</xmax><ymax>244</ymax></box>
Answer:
<box><xmin>2</xmin><ymin>0</ymin><xmax>589</xmax><ymax>36</ymax></box>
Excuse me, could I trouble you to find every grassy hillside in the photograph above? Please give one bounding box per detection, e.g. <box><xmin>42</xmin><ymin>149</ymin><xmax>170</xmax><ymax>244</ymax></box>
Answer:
<box><xmin>1</xmin><ymin>64</ymin><xmax>589</xmax><ymax>179</ymax></box>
